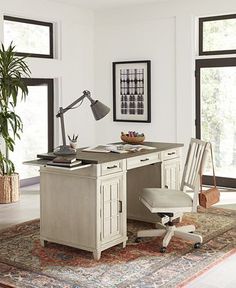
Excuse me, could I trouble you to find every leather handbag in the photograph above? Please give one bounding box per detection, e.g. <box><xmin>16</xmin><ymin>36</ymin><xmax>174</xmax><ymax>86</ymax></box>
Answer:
<box><xmin>199</xmin><ymin>143</ymin><xmax>220</xmax><ymax>209</ymax></box>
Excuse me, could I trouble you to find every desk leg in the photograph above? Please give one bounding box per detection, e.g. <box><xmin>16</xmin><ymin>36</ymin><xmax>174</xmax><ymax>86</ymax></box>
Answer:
<box><xmin>40</xmin><ymin>239</ymin><xmax>47</xmax><ymax>247</ymax></box>
<box><xmin>93</xmin><ymin>250</ymin><xmax>101</xmax><ymax>261</ymax></box>
<box><xmin>122</xmin><ymin>241</ymin><xmax>127</xmax><ymax>248</ymax></box>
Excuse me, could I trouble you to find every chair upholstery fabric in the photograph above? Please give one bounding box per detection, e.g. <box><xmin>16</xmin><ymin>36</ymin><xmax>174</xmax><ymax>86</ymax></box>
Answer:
<box><xmin>141</xmin><ymin>188</ymin><xmax>193</xmax><ymax>209</ymax></box>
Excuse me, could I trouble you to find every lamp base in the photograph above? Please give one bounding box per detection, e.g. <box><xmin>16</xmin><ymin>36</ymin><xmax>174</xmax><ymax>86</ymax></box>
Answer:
<box><xmin>54</xmin><ymin>145</ymin><xmax>76</xmax><ymax>155</ymax></box>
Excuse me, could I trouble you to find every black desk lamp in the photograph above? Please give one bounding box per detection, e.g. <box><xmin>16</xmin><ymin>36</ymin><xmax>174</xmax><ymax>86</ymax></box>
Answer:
<box><xmin>54</xmin><ymin>90</ymin><xmax>110</xmax><ymax>155</ymax></box>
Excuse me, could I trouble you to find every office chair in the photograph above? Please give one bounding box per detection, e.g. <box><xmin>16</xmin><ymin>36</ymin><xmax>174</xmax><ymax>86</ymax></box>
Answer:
<box><xmin>137</xmin><ymin>138</ymin><xmax>208</xmax><ymax>252</ymax></box>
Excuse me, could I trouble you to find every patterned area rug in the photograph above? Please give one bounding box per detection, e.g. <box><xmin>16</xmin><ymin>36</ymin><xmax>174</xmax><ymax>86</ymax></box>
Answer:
<box><xmin>0</xmin><ymin>207</ymin><xmax>235</xmax><ymax>288</ymax></box>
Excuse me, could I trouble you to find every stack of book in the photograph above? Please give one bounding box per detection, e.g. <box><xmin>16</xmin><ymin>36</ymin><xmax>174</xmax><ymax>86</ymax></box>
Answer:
<box><xmin>47</xmin><ymin>156</ymin><xmax>82</xmax><ymax>168</ymax></box>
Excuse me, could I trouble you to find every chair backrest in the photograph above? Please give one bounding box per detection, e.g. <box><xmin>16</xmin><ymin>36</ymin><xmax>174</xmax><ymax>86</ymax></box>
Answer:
<box><xmin>180</xmin><ymin>138</ymin><xmax>208</xmax><ymax>211</ymax></box>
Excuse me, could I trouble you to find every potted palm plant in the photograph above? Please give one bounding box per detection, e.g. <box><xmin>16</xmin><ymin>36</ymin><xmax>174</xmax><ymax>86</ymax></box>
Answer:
<box><xmin>0</xmin><ymin>43</ymin><xmax>31</xmax><ymax>203</ymax></box>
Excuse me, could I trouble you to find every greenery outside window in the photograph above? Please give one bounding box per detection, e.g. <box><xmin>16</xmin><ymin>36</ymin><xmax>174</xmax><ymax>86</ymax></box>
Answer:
<box><xmin>195</xmin><ymin>58</ymin><xmax>236</xmax><ymax>188</ymax></box>
<box><xmin>199</xmin><ymin>14</ymin><xmax>236</xmax><ymax>55</ymax></box>
<box><xmin>4</xmin><ymin>15</ymin><xmax>53</xmax><ymax>58</ymax></box>
<box><xmin>9</xmin><ymin>79</ymin><xmax>54</xmax><ymax>186</ymax></box>
<box><xmin>197</xmin><ymin>14</ymin><xmax>236</xmax><ymax>188</ymax></box>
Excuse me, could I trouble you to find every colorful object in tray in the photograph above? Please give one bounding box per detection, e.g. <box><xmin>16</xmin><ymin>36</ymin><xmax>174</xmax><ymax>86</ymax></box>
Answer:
<box><xmin>121</xmin><ymin>131</ymin><xmax>145</xmax><ymax>144</ymax></box>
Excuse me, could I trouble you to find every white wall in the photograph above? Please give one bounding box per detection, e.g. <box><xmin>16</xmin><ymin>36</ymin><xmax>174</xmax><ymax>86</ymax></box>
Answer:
<box><xmin>94</xmin><ymin>16</ymin><xmax>176</xmax><ymax>144</ymax></box>
<box><xmin>1</xmin><ymin>0</ymin><xmax>236</xmax><ymax>151</ymax></box>
<box><xmin>0</xmin><ymin>0</ymin><xmax>96</xmax><ymax>148</ymax></box>
<box><xmin>94</xmin><ymin>0</ymin><xmax>236</xmax><ymax>151</ymax></box>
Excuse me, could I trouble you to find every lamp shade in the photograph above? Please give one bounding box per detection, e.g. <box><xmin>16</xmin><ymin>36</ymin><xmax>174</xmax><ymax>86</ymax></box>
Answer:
<box><xmin>90</xmin><ymin>100</ymin><xmax>110</xmax><ymax>120</ymax></box>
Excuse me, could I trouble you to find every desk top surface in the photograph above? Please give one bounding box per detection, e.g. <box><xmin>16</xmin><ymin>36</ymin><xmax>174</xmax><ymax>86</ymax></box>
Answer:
<box><xmin>75</xmin><ymin>142</ymin><xmax>183</xmax><ymax>164</ymax></box>
<box><xmin>35</xmin><ymin>142</ymin><xmax>183</xmax><ymax>165</ymax></box>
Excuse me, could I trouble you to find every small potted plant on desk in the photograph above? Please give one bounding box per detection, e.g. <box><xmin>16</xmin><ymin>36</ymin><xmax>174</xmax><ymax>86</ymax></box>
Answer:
<box><xmin>0</xmin><ymin>43</ymin><xmax>31</xmax><ymax>203</ymax></box>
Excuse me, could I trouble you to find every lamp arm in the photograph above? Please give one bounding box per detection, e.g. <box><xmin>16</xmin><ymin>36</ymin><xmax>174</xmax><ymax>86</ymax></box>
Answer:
<box><xmin>59</xmin><ymin>107</ymin><xmax>67</xmax><ymax>146</ymax></box>
<box><xmin>55</xmin><ymin>90</ymin><xmax>93</xmax><ymax>150</ymax></box>
<box><xmin>56</xmin><ymin>90</ymin><xmax>92</xmax><ymax>117</ymax></box>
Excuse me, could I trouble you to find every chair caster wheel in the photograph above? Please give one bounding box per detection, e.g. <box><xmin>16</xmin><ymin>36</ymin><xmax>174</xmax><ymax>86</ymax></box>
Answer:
<box><xmin>160</xmin><ymin>247</ymin><xmax>166</xmax><ymax>253</ymax></box>
<box><xmin>194</xmin><ymin>242</ymin><xmax>201</xmax><ymax>249</ymax></box>
<box><xmin>135</xmin><ymin>237</ymin><xmax>142</xmax><ymax>243</ymax></box>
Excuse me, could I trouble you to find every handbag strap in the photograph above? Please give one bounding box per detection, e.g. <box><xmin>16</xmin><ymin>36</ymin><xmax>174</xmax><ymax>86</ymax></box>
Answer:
<box><xmin>200</xmin><ymin>142</ymin><xmax>217</xmax><ymax>191</ymax></box>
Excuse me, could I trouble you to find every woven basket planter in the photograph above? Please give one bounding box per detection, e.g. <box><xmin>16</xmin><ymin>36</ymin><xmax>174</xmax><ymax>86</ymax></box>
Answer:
<box><xmin>0</xmin><ymin>174</ymin><xmax>20</xmax><ymax>204</ymax></box>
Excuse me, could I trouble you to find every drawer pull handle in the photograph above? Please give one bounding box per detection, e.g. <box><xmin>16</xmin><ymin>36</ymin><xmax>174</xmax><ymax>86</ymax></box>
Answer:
<box><xmin>107</xmin><ymin>165</ymin><xmax>118</xmax><ymax>169</ymax></box>
<box><xmin>119</xmin><ymin>200</ymin><xmax>122</xmax><ymax>213</ymax></box>
<box><xmin>167</xmin><ymin>152</ymin><xmax>175</xmax><ymax>155</ymax></box>
<box><xmin>140</xmin><ymin>158</ymin><xmax>149</xmax><ymax>162</ymax></box>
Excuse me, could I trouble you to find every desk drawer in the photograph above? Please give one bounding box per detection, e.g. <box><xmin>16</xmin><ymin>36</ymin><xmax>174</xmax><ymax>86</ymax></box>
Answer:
<box><xmin>162</xmin><ymin>148</ymin><xmax>180</xmax><ymax>160</ymax></box>
<box><xmin>101</xmin><ymin>160</ymin><xmax>124</xmax><ymax>176</ymax></box>
<box><xmin>127</xmin><ymin>152</ymin><xmax>160</xmax><ymax>170</ymax></box>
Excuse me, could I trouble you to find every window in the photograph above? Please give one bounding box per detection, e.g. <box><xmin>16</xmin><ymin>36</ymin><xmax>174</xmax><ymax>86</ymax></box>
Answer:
<box><xmin>4</xmin><ymin>16</ymin><xmax>53</xmax><ymax>58</ymax></box>
<box><xmin>9</xmin><ymin>79</ymin><xmax>54</xmax><ymax>186</ymax></box>
<box><xmin>196</xmin><ymin>14</ymin><xmax>236</xmax><ymax>188</ymax></box>
<box><xmin>199</xmin><ymin>14</ymin><xmax>236</xmax><ymax>55</ymax></box>
<box><xmin>196</xmin><ymin>59</ymin><xmax>236</xmax><ymax>188</ymax></box>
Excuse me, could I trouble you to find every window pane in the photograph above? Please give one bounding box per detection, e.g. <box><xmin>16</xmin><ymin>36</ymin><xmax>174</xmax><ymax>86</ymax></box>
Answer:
<box><xmin>9</xmin><ymin>85</ymin><xmax>48</xmax><ymax>180</ymax></box>
<box><xmin>200</xmin><ymin>67</ymin><xmax>236</xmax><ymax>178</ymax></box>
<box><xmin>202</xmin><ymin>17</ymin><xmax>236</xmax><ymax>52</ymax></box>
<box><xmin>4</xmin><ymin>17</ymin><xmax>52</xmax><ymax>57</ymax></box>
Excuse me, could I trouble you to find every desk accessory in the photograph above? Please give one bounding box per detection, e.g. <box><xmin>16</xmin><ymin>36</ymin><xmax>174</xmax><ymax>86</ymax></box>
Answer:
<box><xmin>47</xmin><ymin>160</ymin><xmax>82</xmax><ymax>168</ymax></box>
<box><xmin>83</xmin><ymin>144</ymin><xmax>154</xmax><ymax>153</ymax></box>
<box><xmin>37</xmin><ymin>152</ymin><xmax>56</xmax><ymax>160</ymax></box>
<box><xmin>68</xmin><ymin>134</ymin><xmax>78</xmax><ymax>149</ymax></box>
<box><xmin>55</xmin><ymin>90</ymin><xmax>110</xmax><ymax>156</ymax></box>
<box><xmin>53</xmin><ymin>156</ymin><xmax>77</xmax><ymax>164</ymax></box>
<box><xmin>83</xmin><ymin>145</ymin><xmax>128</xmax><ymax>154</ymax></box>
<box><xmin>82</xmin><ymin>146</ymin><xmax>111</xmax><ymax>153</ymax></box>
<box><xmin>121</xmin><ymin>131</ymin><xmax>145</xmax><ymax>144</ymax></box>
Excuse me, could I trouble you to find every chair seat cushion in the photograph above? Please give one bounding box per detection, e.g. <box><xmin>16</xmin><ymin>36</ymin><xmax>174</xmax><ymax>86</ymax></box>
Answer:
<box><xmin>140</xmin><ymin>188</ymin><xmax>193</xmax><ymax>209</ymax></box>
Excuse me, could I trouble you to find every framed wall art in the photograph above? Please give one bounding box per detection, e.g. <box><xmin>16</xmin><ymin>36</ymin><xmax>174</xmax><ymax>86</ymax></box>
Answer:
<box><xmin>113</xmin><ymin>60</ymin><xmax>151</xmax><ymax>122</ymax></box>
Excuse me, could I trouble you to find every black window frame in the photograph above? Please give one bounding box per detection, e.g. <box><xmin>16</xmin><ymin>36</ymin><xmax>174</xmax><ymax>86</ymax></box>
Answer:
<box><xmin>195</xmin><ymin>58</ymin><xmax>236</xmax><ymax>188</ymax></box>
<box><xmin>23</xmin><ymin>78</ymin><xmax>54</xmax><ymax>152</ymax></box>
<box><xmin>4</xmin><ymin>15</ymin><xmax>54</xmax><ymax>58</ymax></box>
<box><xmin>199</xmin><ymin>14</ymin><xmax>236</xmax><ymax>56</ymax></box>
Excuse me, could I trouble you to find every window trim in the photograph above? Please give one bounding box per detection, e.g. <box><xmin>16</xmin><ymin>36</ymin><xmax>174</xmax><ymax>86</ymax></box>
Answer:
<box><xmin>4</xmin><ymin>15</ymin><xmax>54</xmax><ymax>58</ymax></box>
<box><xmin>199</xmin><ymin>14</ymin><xmax>236</xmax><ymax>56</ymax></box>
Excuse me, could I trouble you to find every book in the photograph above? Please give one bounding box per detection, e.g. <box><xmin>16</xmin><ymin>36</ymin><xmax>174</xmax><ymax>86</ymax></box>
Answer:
<box><xmin>122</xmin><ymin>144</ymin><xmax>156</xmax><ymax>152</ymax></box>
<box><xmin>82</xmin><ymin>146</ymin><xmax>111</xmax><ymax>153</ymax></box>
<box><xmin>47</xmin><ymin>160</ymin><xmax>82</xmax><ymax>168</ymax></box>
<box><xmin>82</xmin><ymin>144</ymin><xmax>156</xmax><ymax>154</ymax></box>
<box><xmin>83</xmin><ymin>145</ymin><xmax>128</xmax><ymax>154</ymax></box>
<box><xmin>37</xmin><ymin>152</ymin><xmax>56</xmax><ymax>160</ymax></box>
<box><xmin>53</xmin><ymin>155</ymin><xmax>77</xmax><ymax>164</ymax></box>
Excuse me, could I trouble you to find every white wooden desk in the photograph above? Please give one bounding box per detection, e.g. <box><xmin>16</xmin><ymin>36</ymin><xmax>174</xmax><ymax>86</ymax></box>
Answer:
<box><xmin>38</xmin><ymin>142</ymin><xmax>183</xmax><ymax>260</ymax></box>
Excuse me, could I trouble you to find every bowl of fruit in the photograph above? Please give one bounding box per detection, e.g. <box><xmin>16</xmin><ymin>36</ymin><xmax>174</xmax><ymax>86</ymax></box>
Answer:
<box><xmin>121</xmin><ymin>131</ymin><xmax>145</xmax><ymax>144</ymax></box>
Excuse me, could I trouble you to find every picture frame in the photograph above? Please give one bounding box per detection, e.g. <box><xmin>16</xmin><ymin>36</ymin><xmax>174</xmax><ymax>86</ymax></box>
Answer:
<box><xmin>113</xmin><ymin>60</ymin><xmax>151</xmax><ymax>122</ymax></box>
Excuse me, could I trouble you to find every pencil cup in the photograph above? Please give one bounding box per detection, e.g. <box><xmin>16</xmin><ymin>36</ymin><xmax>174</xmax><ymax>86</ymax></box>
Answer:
<box><xmin>70</xmin><ymin>141</ymin><xmax>78</xmax><ymax>149</ymax></box>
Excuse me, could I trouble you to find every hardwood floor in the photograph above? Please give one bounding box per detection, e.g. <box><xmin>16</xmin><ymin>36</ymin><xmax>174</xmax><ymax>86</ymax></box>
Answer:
<box><xmin>0</xmin><ymin>185</ymin><xmax>39</xmax><ymax>230</ymax></box>
<box><xmin>185</xmin><ymin>252</ymin><xmax>236</xmax><ymax>287</ymax></box>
